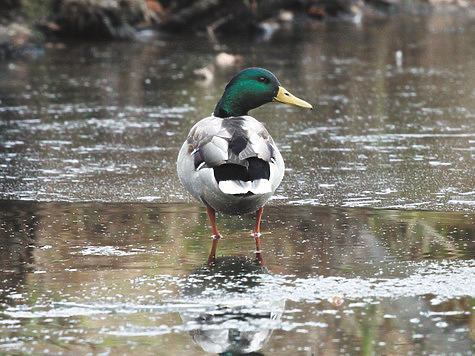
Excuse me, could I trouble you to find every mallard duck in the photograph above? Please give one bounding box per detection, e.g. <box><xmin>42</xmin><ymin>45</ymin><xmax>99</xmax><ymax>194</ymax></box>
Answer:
<box><xmin>177</xmin><ymin>67</ymin><xmax>312</xmax><ymax>262</ymax></box>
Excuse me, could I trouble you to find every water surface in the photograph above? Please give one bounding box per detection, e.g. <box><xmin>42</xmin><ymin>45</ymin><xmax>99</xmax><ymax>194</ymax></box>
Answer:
<box><xmin>0</xmin><ymin>13</ymin><xmax>474</xmax><ymax>355</ymax></box>
<box><xmin>0</xmin><ymin>201</ymin><xmax>473</xmax><ymax>354</ymax></box>
<box><xmin>0</xmin><ymin>15</ymin><xmax>473</xmax><ymax>210</ymax></box>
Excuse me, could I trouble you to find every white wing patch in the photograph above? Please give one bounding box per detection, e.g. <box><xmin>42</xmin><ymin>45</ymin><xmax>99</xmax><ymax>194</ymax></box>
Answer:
<box><xmin>218</xmin><ymin>179</ymin><xmax>272</xmax><ymax>195</ymax></box>
<box><xmin>250</xmin><ymin>179</ymin><xmax>272</xmax><ymax>194</ymax></box>
<box><xmin>218</xmin><ymin>180</ymin><xmax>252</xmax><ymax>195</ymax></box>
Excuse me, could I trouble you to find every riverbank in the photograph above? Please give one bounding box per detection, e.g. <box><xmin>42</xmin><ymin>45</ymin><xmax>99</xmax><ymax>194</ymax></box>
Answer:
<box><xmin>1</xmin><ymin>0</ymin><xmax>473</xmax><ymax>60</ymax></box>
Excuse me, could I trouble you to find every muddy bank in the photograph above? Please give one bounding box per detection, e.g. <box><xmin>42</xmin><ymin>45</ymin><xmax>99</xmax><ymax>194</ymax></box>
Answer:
<box><xmin>0</xmin><ymin>0</ymin><xmax>473</xmax><ymax>59</ymax></box>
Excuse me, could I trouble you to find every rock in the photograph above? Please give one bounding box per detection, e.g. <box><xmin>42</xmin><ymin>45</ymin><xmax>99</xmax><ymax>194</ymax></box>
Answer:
<box><xmin>215</xmin><ymin>52</ymin><xmax>243</xmax><ymax>68</ymax></box>
<box><xmin>0</xmin><ymin>22</ymin><xmax>43</xmax><ymax>60</ymax></box>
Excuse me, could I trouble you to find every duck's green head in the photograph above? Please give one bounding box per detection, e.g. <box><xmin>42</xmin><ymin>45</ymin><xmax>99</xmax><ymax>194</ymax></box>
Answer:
<box><xmin>213</xmin><ymin>67</ymin><xmax>312</xmax><ymax>118</ymax></box>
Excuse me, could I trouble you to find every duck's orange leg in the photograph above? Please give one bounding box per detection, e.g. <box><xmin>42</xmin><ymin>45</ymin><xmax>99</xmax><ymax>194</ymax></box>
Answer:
<box><xmin>206</xmin><ymin>205</ymin><xmax>222</xmax><ymax>266</ymax></box>
<box><xmin>252</xmin><ymin>206</ymin><xmax>264</xmax><ymax>251</ymax></box>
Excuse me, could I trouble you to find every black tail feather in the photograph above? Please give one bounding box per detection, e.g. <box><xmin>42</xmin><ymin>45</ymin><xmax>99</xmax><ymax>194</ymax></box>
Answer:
<box><xmin>214</xmin><ymin>157</ymin><xmax>270</xmax><ymax>182</ymax></box>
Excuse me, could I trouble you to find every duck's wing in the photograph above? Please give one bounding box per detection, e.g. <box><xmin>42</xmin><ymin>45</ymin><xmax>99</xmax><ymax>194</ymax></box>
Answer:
<box><xmin>187</xmin><ymin>116</ymin><xmax>275</xmax><ymax>167</ymax></box>
<box><xmin>186</xmin><ymin>116</ymin><xmax>232</xmax><ymax>169</ymax></box>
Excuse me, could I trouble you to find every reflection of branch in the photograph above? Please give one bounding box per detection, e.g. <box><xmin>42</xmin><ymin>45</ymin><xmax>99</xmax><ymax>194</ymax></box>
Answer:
<box><xmin>408</xmin><ymin>220</ymin><xmax>458</xmax><ymax>255</ymax></box>
<box><xmin>370</xmin><ymin>210</ymin><xmax>460</xmax><ymax>258</ymax></box>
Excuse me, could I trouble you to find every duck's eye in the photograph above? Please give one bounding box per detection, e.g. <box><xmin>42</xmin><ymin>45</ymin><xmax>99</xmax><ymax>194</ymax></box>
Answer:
<box><xmin>257</xmin><ymin>76</ymin><xmax>268</xmax><ymax>83</ymax></box>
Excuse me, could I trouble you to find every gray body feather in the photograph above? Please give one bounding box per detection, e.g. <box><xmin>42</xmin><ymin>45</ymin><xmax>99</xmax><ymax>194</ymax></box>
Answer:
<box><xmin>177</xmin><ymin>115</ymin><xmax>284</xmax><ymax>215</ymax></box>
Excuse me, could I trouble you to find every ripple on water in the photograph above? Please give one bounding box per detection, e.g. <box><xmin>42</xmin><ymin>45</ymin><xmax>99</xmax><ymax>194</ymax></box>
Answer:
<box><xmin>4</xmin><ymin>259</ymin><xmax>473</xmax><ymax>320</ymax></box>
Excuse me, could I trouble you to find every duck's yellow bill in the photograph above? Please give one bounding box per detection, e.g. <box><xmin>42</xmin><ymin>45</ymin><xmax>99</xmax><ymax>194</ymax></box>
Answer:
<box><xmin>273</xmin><ymin>86</ymin><xmax>313</xmax><ymax>109</ymax></box>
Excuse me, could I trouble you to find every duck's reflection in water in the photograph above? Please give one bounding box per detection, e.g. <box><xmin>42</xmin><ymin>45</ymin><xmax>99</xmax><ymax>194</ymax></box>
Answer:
<box><xmin>180</xmin><ymin>256</ymin><xmax>285</xmax><ymax>355</ymax></box>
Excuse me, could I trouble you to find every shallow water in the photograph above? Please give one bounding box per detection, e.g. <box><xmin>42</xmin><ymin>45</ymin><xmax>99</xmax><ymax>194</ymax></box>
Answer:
<box><xmin>0</xmin><ymin>12</ymin><xmax>474</xmax><ymax>355</ymax></box>
<box><xmin>0</xmin><ymin>201</ymin><xmax>473</xmax><ymax>355</ymax></box>
<box><xmin>0</xmin><ymin>15</ymin><xmax>474</xmax><ymax>210</ymax></box>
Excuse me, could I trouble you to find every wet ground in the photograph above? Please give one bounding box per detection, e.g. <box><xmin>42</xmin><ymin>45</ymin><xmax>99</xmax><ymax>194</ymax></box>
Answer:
<box><xmin>0</xmin><ymin>13</ymin><xmax>474</xmax><ymax>355</ymax></box>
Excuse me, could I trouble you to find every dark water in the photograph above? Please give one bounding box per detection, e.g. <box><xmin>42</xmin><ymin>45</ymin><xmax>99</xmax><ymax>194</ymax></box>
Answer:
<box><xmin>0</xmin><ymin>13</ymin><xmax>474</xmax><ymax>355</ymax></box>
